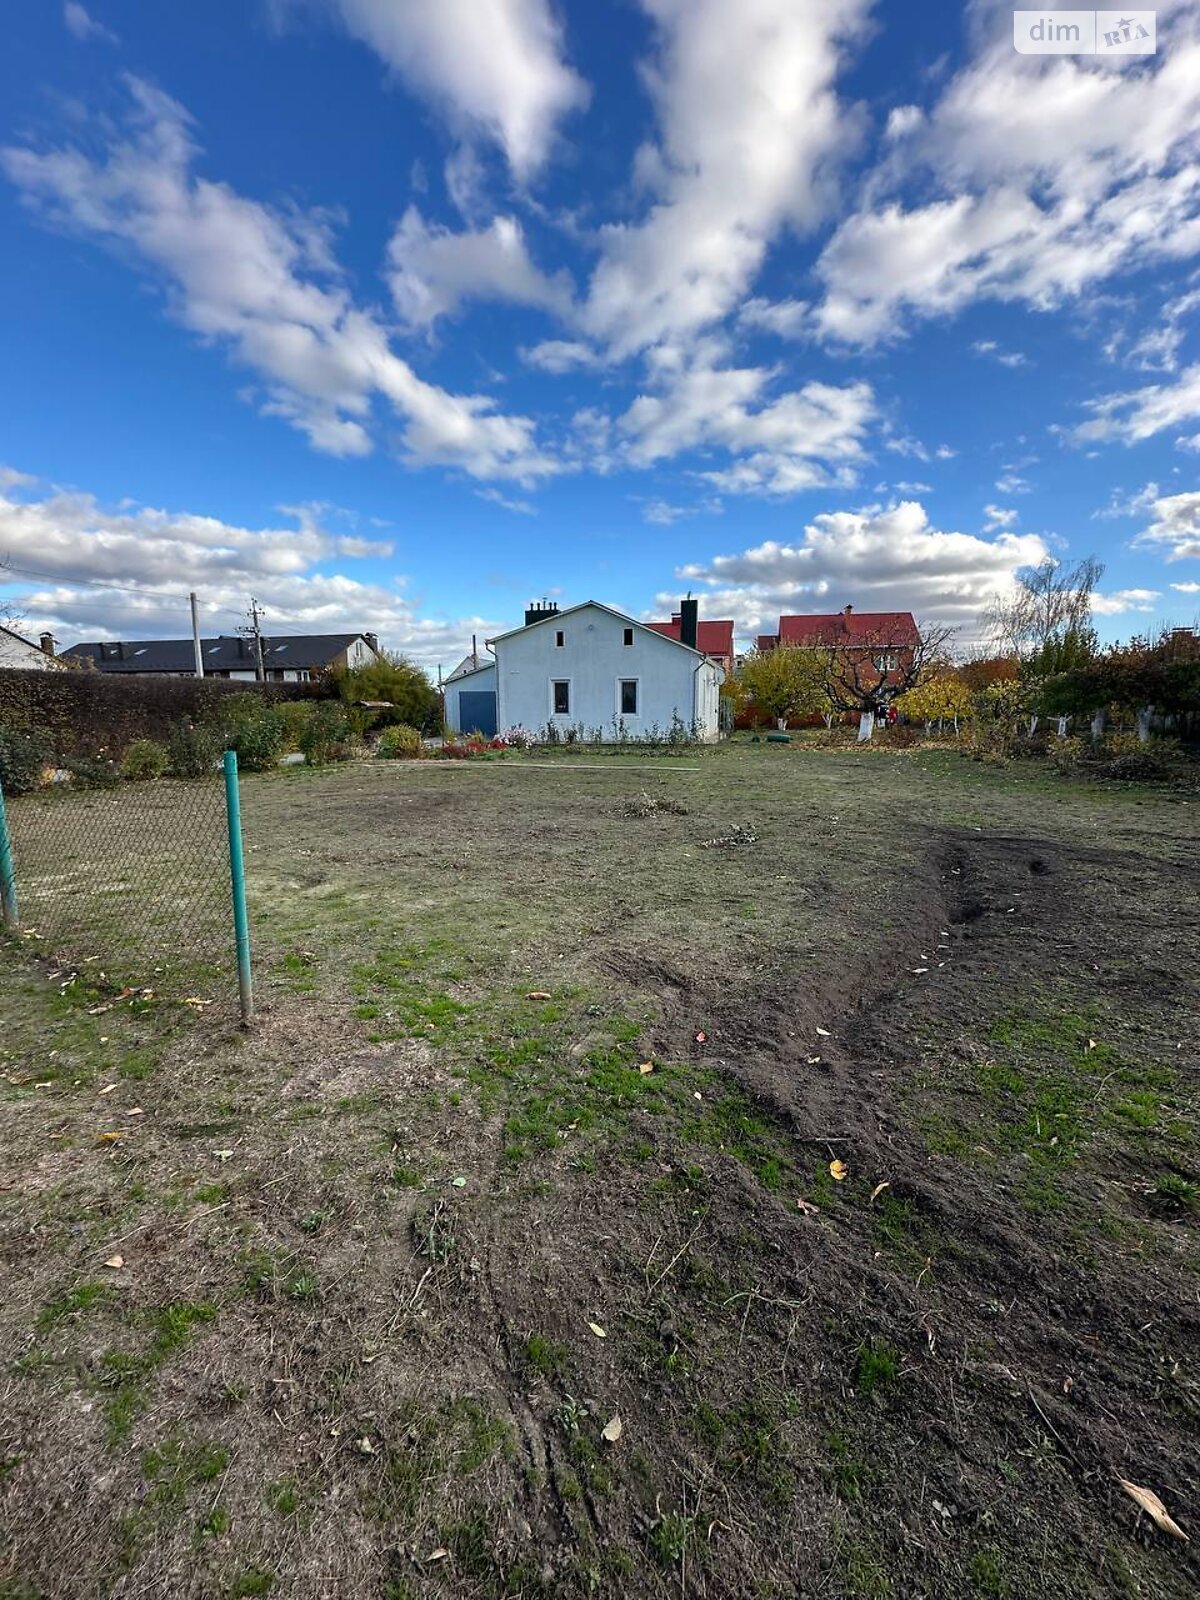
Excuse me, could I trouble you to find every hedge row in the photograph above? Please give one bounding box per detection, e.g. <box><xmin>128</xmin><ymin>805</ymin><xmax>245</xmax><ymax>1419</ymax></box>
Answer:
<box><xmin>0</xmin><ymin>668</ymin><xmax>333</xmax><ymax>760</ymax></box>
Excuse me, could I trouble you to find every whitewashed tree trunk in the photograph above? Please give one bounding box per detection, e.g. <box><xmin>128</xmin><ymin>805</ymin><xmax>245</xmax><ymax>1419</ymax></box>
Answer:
<box><xmin>1136</xmin><ymin>706</ymin><xmax>1153</xmax><ymax>743</ymax></box>
<box><xmin>1091</xmin><ymin>708</ymin><xmax>1106</xmax><ymax>741</ymax></box>
<box><xmin>822</xmin><ymin>712</ymin><xmax>834</xmax><ymax>729</ymax></box>
<box><xmin>1056</xmin><ymin>715</ymin><xmax>1068</xmax><ymax>737</ymax></box>
<box><xmin>776</xmin><ymin>717</ymin><xmax>787</xmax><ymax>731</ymax></box>
<box><xmin>1028</xmin><ymin>714</ymin><xmax>1038</xmax><ymax>737</ymax></box>
<box><xmin>857</xmin><ymin>710</ymin><xmax>875</xmax><ymax>743</ymax></box>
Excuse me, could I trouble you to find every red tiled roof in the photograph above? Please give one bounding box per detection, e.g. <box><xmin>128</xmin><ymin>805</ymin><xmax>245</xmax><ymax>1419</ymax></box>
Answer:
<box><xmin>647</xmin><ymin>617</ymin><xmax>735</xmax><ymax>658</ymax></box>
<box><xmin>777</xmin><ymin>609</ymin><xmax>919</xmax><ymax>648</ymax></box>
<box><xmin>756</xmin><ymin>633</ymin><xmax>779</xmax><ymax>651</ymax></box>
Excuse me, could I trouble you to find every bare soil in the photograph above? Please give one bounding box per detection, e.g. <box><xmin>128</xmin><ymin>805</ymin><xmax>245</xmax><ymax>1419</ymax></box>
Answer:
<box><xmin>0</xmin><ymin>745</ymin><xmax>1197</xmax><ymax>1599</ymax></box>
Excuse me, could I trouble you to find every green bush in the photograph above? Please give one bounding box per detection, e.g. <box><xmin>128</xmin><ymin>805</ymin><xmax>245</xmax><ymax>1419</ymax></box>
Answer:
<box><xmin>0</xmin><ymin>725</ymin><xmax>51</xmax><ymax>794</ymax></box>
<box><xmin>375</xmin><ymin>723</ymin><xmax>423</xmax><ymax>759</ymax></box>
<box><xmin>299</xmin><ymin>703</ymin><xmax>359</xmax><ymax>766</ymax></box>
<box><xmin>65</xmin><ymin>755</ymin><xmax>121</xmax><ymax>789</ymax></box>
<box><xmin>119</xmin><ymin>738</ymin><xmax>170</xmax><ymax>781</ymax></box>
<box><xmin>335</xmin><ymin>652</ymin><xmax>441</xmax><ymax>733</ymax></box>
<box><xmin>276</xmin><ymin>699</ymin><xmax>315</xmax><ymax>752</ymax></box>
<box><xmin>226</xmin><ymin>706</ymin><xmax>286</xmax><ymax>772</ymax></box>
<box><xmin>168</xmin><ymin>721</ymin><xmax>222</xmax><ymax>779</ymax></box>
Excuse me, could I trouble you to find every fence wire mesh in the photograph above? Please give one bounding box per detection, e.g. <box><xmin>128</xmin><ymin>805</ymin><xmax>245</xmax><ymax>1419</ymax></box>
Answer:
<box><xmin>2</xmin><ymin>773</ymin><xmax>237</xmax><ymax>1007</ymax></box>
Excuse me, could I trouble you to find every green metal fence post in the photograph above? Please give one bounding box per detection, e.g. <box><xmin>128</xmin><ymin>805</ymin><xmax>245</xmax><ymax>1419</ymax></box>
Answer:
<box><xmin>0</xmin><ymin>781</ymin><xmax>18</xmax><ymax>931</ymax></box>
<box><xmin>222</xmin><ymin>750</ymin><xmax>254</xmax><ymax>1025</ymax></box>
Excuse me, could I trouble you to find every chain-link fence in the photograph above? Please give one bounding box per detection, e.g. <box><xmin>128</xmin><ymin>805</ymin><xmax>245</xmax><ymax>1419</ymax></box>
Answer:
<box><xmin>0</xmin><ymin>755</ymin><xmax>252</xmax><ymax>1019</ymax></box>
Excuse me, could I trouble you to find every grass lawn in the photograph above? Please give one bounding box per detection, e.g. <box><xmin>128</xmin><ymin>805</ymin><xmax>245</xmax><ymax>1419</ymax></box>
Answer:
<box><xmin>1</xmin><ymin>741</ymin><xmax>1197</xmax><ymax>1598</ymax></box>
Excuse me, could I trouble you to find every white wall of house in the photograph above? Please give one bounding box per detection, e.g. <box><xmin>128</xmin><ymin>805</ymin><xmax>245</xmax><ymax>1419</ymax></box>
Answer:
<box><xmin>443</xmin><ymin>661</ymin><xmax>497</xmax><ymax>731</ymax></box>
<box><xmin>0</xmin><ymin>628</ymin><xmax>58</xmax><ymax>670</ymax></box>
<box><xmin>494</xmin><ymin>604</ymin><xmax>723</xmax><ymax>741</ymax></box>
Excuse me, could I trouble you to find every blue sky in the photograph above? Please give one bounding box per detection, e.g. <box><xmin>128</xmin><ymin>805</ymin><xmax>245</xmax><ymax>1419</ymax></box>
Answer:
<box><xmin>1</xmin><ymin>0</ymin><xmax>1198</xmax><ymax>673</ymax></box>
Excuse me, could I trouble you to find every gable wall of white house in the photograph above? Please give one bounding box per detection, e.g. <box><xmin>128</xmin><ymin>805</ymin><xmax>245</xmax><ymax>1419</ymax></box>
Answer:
<box><xmin>0</xmin><ymin>628</ymin><xmax>57</xmax><ymax>670</ymax></box>
<box><xmin>443</xmin><ymin>661</ymin><xmax>497</xmax><ymax>731</ymax></box>
<box><xmin>494</xmin><ymin>605</ymin><xmax>723</xmax><ymax>741</ymax></box>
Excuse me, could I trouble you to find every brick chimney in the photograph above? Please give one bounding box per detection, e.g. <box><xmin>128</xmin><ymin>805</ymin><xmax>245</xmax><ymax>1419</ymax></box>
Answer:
<box><xmin>843</xmin><ymin>604</ymin><xmax>853</xmax><ymax>618</ymax></box>
<box><xmin>39</xmin><ymin>632</ymin><xmax>57</xmax><ymax>657</ymax></box>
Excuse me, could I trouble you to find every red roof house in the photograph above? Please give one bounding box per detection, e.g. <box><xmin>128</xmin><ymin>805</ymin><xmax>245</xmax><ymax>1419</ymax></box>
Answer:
<box><xmin>647</xmin><ymin>611</ymin><xmax>735</xmax><ymax>674</ymax></box>
<box><xmin>756</xmin><ymin>604</ymin><xmax>921</xmax><ymax>708</ymax></box>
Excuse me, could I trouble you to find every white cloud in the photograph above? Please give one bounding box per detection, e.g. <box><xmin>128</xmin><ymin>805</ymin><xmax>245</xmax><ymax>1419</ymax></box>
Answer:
<box><xmin>616</xmin><ymin>339</ymin><xmax>875</xmax><ymax>495</ymax></box>
<box><xmin>1073</xmin><ymin>362</ymin><xmax>1200</xmax><ymax>445</ymax></box>
<box><xmin>387</xmin><ymin>207</ymin><xmax>573</xmax><ymax>328</ymax></box>
<box><xmin>984</xmin><ymin>504</ymin><xmax>1017</xmax><ymax>529</ymax></box>
<box><xmin>971</xmin><ymin>339</ymin><xmax>1027</xmax><ymax>368</ymax></box>
<box><xmin>580</xmin><ymin>0</ymin><xmax>872</xmax><ymax>357</ymax></box>
<box><xmin>814</xmin><ymin>8</ymin><xmax>1200</xmax><ymax>344</ymax></box>
<box><xmin>675</xmin><ymin>499</ymin><xmax>1050</xmax><ymax>636</ymax></box>
<box><xmin>1171</xmin><ymin>580</ymin><xmax>1200</xmax><ymax>592</ymax></box>
<box><xmin>1094</xmin><ymin>481</ymin><xmax>1160</xmax><ymax>518</ymax></box>
<box><xmin>738</xmin><ymin>297</ymin><xmax>809</xmax><ymax>339</ymax></box>
<box><xmin>2</xmin><ymin>80</ymin><xmax>556</xmax><ymax>484</ymax></box>
<box><xmin>0</xmin><ymin>466</ymin><xmax>37</xmax><ymax>489</ymax></box>
<box><xmin>63</xmin><ymin>3</ymin><xmax>117</xmax><ymax>44</ymax></box>
<box><xmin>995</xmin><ymin>473</ymin><xmax>1032</xmax><ymax>494</ymax></box>
<box><xmin>326</xmin><ymin>0</ymin><xmax>588</xmax><ymax>176</ymax></box>
<box><xmin>1090</xmin><ymin>587</ymin><xmax>1161</xmax><ymax>615</ymax></box>
<box><xmin>520</xmin><ymin>338</ymin><xmax>601</xmax><ymax>373</ymax></box>
<box><xmin>641</xmin><ymin>499</ymin><xmax>688</xmax><ymax>525</ymax></box>
<box><xmin>474</xmin><ymin>486</ymin><xmax>536</xmax><ymax>514</ymax></box>
<box><xmin>1134</xmin><ymin>489</ymin><xmax>1200</xmax><ymax>561</ymax></box>
<box><xmin>0</xmin><ymin>476</ymin><xmax>494</xmax><ymax>668</ymax></box>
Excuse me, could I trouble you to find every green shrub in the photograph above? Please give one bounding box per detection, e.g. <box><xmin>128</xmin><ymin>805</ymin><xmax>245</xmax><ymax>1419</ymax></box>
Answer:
<box><xmin>299</xmin><ymin>703</ymin><xmax>359</xmax><ymax>766</ymax></box>
<box><xmin>375</xmin><ymin>723</ymin><xmax>423</xmax><ymax>759</ymax></box>
<box><xmin>226</xmin><ymin>706</ymin><xmax>286</xmax><ymax>772</ymax></box>
<box><xmin>119</xmin><ymin>738</ymin><xmax>169</xmax><ymax>781</ymax></box>
<box><xmin>276</xmin><ymin>699</ymin><xmax>315</xmax><ymax>752</ymax></box>
<box><xmin>167</xmin><ymin>721</ymin><xmax>222</xmax><ymax>779</ymax></box>
<box><xmin>0</xmin><ymin>725</ymin><xmax>51</xmax><ymax>794</ymax></box>
<box><xmin>334</xmin><ymin>652</ymin><xmax>440</xmax><ymax>733</ymax></box>
<box><xmin>65</xmin><ymin>754</ymin><xmax>121</xmax><ymax>789</ymax></box>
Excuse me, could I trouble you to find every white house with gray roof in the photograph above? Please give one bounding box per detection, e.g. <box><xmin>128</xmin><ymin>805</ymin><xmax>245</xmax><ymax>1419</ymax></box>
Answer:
<box><xmin>443</xmin><ymin>600</ymin><xmax>725</xmax><ymax>742</ymax></box>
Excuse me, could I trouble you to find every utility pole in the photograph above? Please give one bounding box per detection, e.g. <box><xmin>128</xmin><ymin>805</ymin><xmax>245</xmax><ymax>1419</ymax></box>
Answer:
<box><xmin>247</xmin><ymin>597</ymin><xmax>265</xmax><ymax>682</ymax></box>
<box><xmin>190</xmin><ymin>592</ymin><xmax>204</xmax><ymax>677</ymax></box>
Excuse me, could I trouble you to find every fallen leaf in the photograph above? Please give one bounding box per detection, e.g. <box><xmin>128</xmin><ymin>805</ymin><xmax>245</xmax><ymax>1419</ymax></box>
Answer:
<box><xmin>869</xmin><ymin>1181</ymin><xmax>891</xmax><ymax>1203</ymax></box>
<box><xmin>601</xmin><ymin>1414</ymin><xmax>623</xmax><ymax>1444</ymax></box>
<box><xmin>1118</xmin><ymin>1479</ymin><xmax>1188</xmax><ymax>1541</ymax></box>
<box><xmin>104</xmin><ymin>1254</ymin><xmax>124</xmax><ymax>1270</ymax></box>
<box><xmin>98</xmin><ymin>1084</ymin><xmax>116</xmax><ymax>1096</ymax></box>
<box><xmin>451</xmin><ymin>1176</ymin><xmax>467</xmax><ymax>1188</ymax></box>
<box><xmin>816</xmin><ymin>1026</ymin><xmax>831</xmax><ymax>1037</ymax></box>
<box><xmin>125</xmin><ymin>1108</ymin><xmax>145</xmax><ymax>1117</ymax></box>
<box><xmin>796</xmin><ymin>1197</ymin><xmax>820</xmax><ymax>1216</ymax></box>
<box><xmin>638</xmin><ymin>1062</ymin><xmax>655</xmax><ymax>1075</ymax></box>
<box><xmin>526</xmin><ymin>991</ymin><xmax>552</xmax><ymax>1001</ymax></box>
<box><xmin>829</xmin><ymin>1159</ymin><xmax>848</xmax><ymax>1182</ymax></box>
<box><xmin>1087</xmin><ymin>1038</ymin><xmax>1098</xmax><ymax>1051</ymax></box>
<box><xmin>427</xmin><ymin>1548</ymin><xmax>449</xmax><ymax>1563</ymax></box>
<box><xmin>806</xmin><ymin>1055</ymin><xmax>822</xmax><ymax>1065</ymax></box>
<box><xmin>97</xmin><ymin>1131</ymin><xmax>123</xmax><ymax>1144</ymax></box>
<box><xmin>694</xmin><ymin>1030</ymin><xmax>707</xmax><ymax>1044</ymax></box>
<box><xmin>356</xmin><ymin>1437</ymin><xmax>375</xmax><ymax>1456</ymax></box>
<box><xmin>588</xmin><ymin>1322</ymin><xmax>607</xmax><ymax>1338</ymax></box>
<box><xmin>213</xmin><ymin>1149</ymin><xmax>234</xmax><ymax>1161</ymax></box>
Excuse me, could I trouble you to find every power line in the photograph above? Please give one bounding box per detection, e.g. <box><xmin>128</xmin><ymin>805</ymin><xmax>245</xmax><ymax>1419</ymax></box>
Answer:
<box><xmin>0</xmin><ymin>559</ymin><xmax>201</xmax><ymax>603</ymax></box>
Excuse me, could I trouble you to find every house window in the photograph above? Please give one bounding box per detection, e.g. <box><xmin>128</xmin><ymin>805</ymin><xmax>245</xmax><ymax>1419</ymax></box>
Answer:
<box><xmin>555</xmin><ymin>630</ymin><xmax>565</xmax><ymax>647</ymax></box>
<box><xmin>623</xmin><ymin>627</ymin><xmax>634</xmax><ymax>646</ymax></box>
<box><xmin>873</xmin><ymin>651</ymin><xmax>899</xmax><ymax>671</ymax></box>
<box><xmin>620</xmin><ymin>679</ymin><xmax>638</xmax><ymax>715</ymax></box>
<box><xmin>552</xmin><ymin>680</ymin><xmax>570</xmax><ymax>715</ymax></box>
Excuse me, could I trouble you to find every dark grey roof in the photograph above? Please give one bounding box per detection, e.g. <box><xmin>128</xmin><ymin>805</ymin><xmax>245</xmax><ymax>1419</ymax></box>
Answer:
<box><xmin>62</xmin><ymin>634</ymin><xmax>368</xmax><ymax>674</ymax></box>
